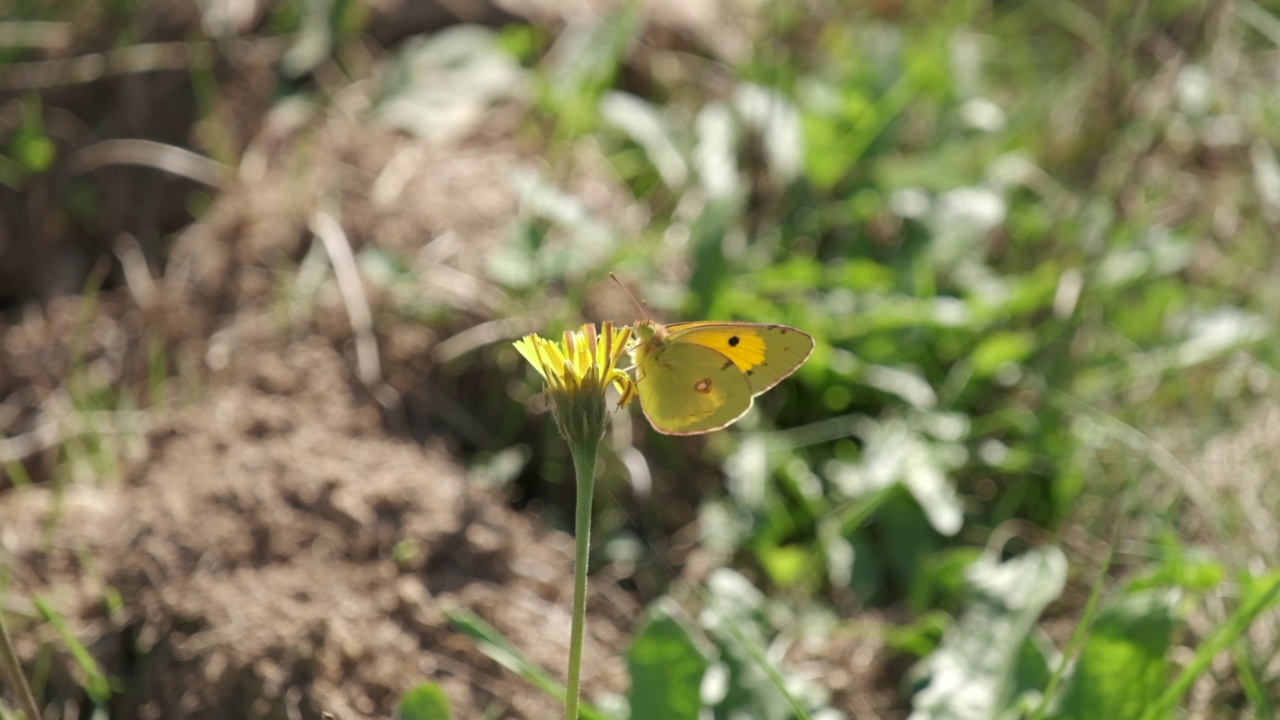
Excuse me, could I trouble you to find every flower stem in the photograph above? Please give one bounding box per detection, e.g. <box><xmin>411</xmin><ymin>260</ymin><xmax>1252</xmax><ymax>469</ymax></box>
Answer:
<box><xmin>563</xmin><ymin>439</ymin><xmax>597</xmax><ymax>720</ymax></box>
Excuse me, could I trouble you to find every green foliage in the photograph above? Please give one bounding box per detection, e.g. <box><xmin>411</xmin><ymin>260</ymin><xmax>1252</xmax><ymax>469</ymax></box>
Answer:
<box><xmin>473</xmin><ymin>11</ymin><xmax>1280</xmax><ymax>679</ymax></box>
<box><xmin>0</xmin><ymin>96</ymin><xmax>56</xmax><ymax>188</ymax></box>
<box><xmin>1049</xmin><ymin>590</ymin><xmax>1179</xmax><ymax>720</ymax></box>
<box><xmin>1141</xmin><ymin>569</ymin><xmax>1280</xmax><ymax>720</ymax></box>
<box><xmin>10</xmin><ymin>111</ymin><xmax>55</xmax><ymax>173</ymax></box>
<box><xmin>397</xmin><ymin>683</ymin><xmax>451</xmax><ymax>720</ymax></box>
<box><xmin>491</xmin><ymin>0</ymin><xmax>1274</xmax><ymax>653</ymax></box>
<box><xmin>626</xmin><ymin>599</ymin><xmax>707</xmax><ymax>720</ymax></box>
<box><xmin>700</xmin><ymin>570</ymin><xmax>807</xmax><ymax>720</ymax></box>
<box><xmin>445</xmin><ymin>571</ymin><xmax>838</xmax><ymax>719</ymax></box>
<box><xmin>535</xmin><ymin>1</ymin><xmax>645</xmax><ymax>137</ymax></box>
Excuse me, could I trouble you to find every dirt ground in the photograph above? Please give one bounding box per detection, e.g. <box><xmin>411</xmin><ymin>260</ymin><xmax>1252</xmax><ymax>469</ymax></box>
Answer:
<box><xmin>1</xmin><ymin>337</ymin><xmax>639</xmax><ymax>719</ymax></box>
<box><xmin>0</xmin><ymin>62</ymin><xmax>637</xmax><ymax>720</ymax></box>
<box><xmin>0</xmin><ymin>2</ymin><xmax>904</xmax><ymax>717</ymax></box>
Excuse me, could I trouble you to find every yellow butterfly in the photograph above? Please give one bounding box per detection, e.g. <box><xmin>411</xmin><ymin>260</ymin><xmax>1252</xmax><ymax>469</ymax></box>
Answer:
<box><xmin>630</xmin><ymin>318</ymin><xmax>814</xmax><ymax>435</ymax></box>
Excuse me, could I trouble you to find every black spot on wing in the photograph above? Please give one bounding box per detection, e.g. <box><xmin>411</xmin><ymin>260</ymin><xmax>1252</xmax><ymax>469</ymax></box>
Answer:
<box><xmin>728</xmin><ymin>336</ymin><xmax>740</xmax><ymax>347</ymax></box>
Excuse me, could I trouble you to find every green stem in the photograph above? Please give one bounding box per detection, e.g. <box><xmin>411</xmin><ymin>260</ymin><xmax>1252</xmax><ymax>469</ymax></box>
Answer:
<box><xmin>0</xmin><ymin>605</ymin><xmax>42</xmax><ymax>720</ymax></box>
<box><xmin>563</xmin><ymin>439</ymin><xmax>598</xmax><ymax>720</ymax></box>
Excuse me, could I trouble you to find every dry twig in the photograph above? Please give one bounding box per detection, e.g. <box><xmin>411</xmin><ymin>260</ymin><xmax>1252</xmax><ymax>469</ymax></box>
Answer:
<box><xmin>309</xmin><ymin>210</ymin><xmax>382</xmax><ymax>389</ymax></box>
<box><xmin>0</xmin><ymin>41</ymin><xmax>213</xmax><ymax>90</ymax></box>
<box><xmin>74</xmin><ymin>139</ymin><xmax>230</xmax><ymax>188</ymax></box>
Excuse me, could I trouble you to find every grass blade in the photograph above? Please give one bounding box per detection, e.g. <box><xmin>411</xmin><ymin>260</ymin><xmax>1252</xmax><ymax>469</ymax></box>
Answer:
<box><xmin>1140</xmin><ymin>569</ymin><xmax>1280</xmax><ymax>720</ymax></box>
<box><xmin>443</xmin><ymin>606</ymin><xmax>617</xmax><ymax>720</ymax></box>
<box><xmin>31</xmin><ymin>595</ymin><xmax>110</xmax><ymax>705</ymax></box>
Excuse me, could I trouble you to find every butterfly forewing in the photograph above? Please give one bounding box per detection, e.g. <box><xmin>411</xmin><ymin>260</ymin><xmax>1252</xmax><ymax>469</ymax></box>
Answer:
<box><xmin>664</xmin><ymin>322</ymin><xmax>814</xmax><ymax>394</ymax></box>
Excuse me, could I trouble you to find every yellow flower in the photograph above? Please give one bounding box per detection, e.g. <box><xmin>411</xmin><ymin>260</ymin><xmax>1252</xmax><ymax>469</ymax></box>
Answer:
<box><xmin>514</xmin><ymin>322</ymin><xmax>635</xmax><ymax>443</ymax></box>
<box><xmin>515</xmin><ymin>322</ymin><xmax>635</xmax><ymax>719</ymax></box>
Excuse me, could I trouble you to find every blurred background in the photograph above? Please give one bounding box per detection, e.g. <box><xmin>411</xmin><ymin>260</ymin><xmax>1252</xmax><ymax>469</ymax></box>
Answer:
<box><xmin>2</xmin><ymin>0</ymin><xmax>1279</xmax><ymax>718</ymax></box>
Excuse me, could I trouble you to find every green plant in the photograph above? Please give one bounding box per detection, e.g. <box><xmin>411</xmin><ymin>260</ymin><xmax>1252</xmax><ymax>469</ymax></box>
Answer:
<box><xmin>397</xmin><ymin>683</ymin><xmax>451</xmax><ymax>720</ymax></box>
<box><xmin>473</xmin><ymin>0</ymin><xmax>1280</xmax><ymax>715</ymax></box>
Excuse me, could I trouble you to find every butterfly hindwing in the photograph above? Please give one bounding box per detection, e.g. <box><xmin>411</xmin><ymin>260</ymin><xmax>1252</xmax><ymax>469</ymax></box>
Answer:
<box><xmin>636</xmin><ymin>340</ymin><xmax>754</xmax><ymax>434</ymax></box>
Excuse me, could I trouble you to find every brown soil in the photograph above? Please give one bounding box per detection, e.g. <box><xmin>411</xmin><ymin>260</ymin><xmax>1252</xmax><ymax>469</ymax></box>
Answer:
<box><xmin>1</xmin><ymin>337</ymin><xmax>639</xmax><ymax>719</ymax></box>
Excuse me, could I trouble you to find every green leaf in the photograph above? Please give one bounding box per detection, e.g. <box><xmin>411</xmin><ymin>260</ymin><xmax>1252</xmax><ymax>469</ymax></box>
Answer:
<box><xmin>907</xmin><ymin>547</ymin><xmax>983</xmax><ymax>613</ymax></box>
<box><xmin>909</xmin><ymin>547</ymin><xmax>1068</xmax><ymax>720</ymax></box>
<box><xmin>13</xmin><ymin>129</ymin><xmax>55</xmax><ymax>172</ymax></box>
<box><xmin>9</xmin><ymin>97</ymin><xmax>56</xmax><ymax>174</ymax></box>
<box><xmin>1049</xmin><ymin>589</ymin><xmax>1178</xmax><ymax>720</ymax></box>
<box><xmin>627</xmin><ymin>599</ymin><xmax>708</xmax><ymax>720</ymax></box>
<box><xmin>883</xmin><ymin>610</ymin><xmax>949</xmax><ymax>658</ymax></box>
<box><xmin>688</xmin><ymin>199</ymin><xmax>741</xmax><ymax>319</ymax></box>
<box><xmin>969</xmin><ymin>331</ymin><xmax>1034</xmax><ymax>379</ymax></box>
<box><xmin>397</xmin><ymin>683</ymin><xmax>451</xmax><ymax>720</ymax></box>
<box><xmin>1012</xmin><ymin>633</ymin><xmax>1053</xmax><ymax>699</ymax></box>
<box><xmin>757</xmin><ymin>543</ymin><xmax>819</xmax><ymax>589</ymax></box>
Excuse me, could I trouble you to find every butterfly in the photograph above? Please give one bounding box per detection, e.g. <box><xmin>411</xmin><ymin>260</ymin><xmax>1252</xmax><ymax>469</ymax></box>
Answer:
<box><xmin>629</xmin><ymin>318</ymin><xmax>814</xmax><ymax>435</ymax></box>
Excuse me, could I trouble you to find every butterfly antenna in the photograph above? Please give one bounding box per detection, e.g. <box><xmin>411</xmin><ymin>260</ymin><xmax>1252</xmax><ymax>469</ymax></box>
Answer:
<box><xmin>609</xmin><ymin>272</ymin><xmax>651</xmax><ymax>322</ymax></box>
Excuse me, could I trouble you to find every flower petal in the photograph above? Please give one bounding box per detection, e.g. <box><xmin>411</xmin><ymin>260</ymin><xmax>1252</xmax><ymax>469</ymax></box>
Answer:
<box><xmin>513</xmin><ymin>335</ymin><xmax>549</xmax><ymax>380</ymax></box>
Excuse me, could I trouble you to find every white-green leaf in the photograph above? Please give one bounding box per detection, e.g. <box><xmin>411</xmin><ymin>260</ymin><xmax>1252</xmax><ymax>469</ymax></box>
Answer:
<box><xmin>909</xmin><ymin>547</ymin><xmax>1068</xmax><ymax>720</ymax></box>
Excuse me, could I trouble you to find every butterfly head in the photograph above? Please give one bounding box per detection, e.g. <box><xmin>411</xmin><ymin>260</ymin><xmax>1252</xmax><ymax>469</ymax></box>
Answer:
<box><xmin>634</xmin><ymin>318</ymin><xmax>667</xmax><ymax>344</ymax></box>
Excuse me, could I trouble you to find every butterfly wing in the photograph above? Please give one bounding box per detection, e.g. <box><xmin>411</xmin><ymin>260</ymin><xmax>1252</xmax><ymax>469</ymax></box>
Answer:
<box><xmin>636</xmin><ymin>340</ymin><xmax>755</xmax><ymax>435</ymax></box>
<box><xmin>664</xmin><ymin>322</ymin><xmax>814</xmax><ymax>394</ymax></box>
